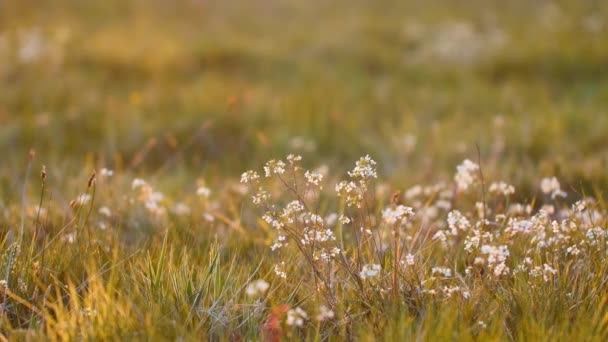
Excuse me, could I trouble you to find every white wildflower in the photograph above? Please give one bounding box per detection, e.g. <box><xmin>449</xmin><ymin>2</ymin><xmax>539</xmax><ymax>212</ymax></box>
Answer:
<box><xmin>540</xmin><ymin>177</ymin><xmax>567</xmax><ymax>199</ymax></box>
<box><xmin>316</xmin><ymin>305</ymin><xmax>335</xmax><ymax>321</ymax></box>
<box><xmin>454</xmin><ymin>159</ymin><xmax>479</xmax><ymax>191</ymax></box>
<box><xmin>240</xmin><ymin>170</ymin><xmax>260</xmax><ymax>183</ymax></box>
<box><xmin>245</xmin><ymin>279</ymin><xmax>270</xmax><ymax>297</ymax></box>
<box><xmin>264</xmin><ymin>159</ymin><xmax>286</xmax><ymax>177</ymax></box>
<box><xmin>196</xmin><ymin>186</ymin><xmax>211</xmax><ymax>197</ymax></box>
<box><xmin>304</xmin><ymin>170</ymin><xmax>323</xmax><ymax>187</ymax></box>
<box><xmin>432</xmin><ymin>267</ymin><xmax>452</xmax><ymax>278</ymax></box>
<box><xmin>274</xmin><ymin>263</ymin><xmax>287</xmax><ymax>279</ymax></box>
<box><xmin>286</xmin><ymin>307</ymin><xmax>308</xmax><ymax>327</ymax></box>
<box><xmin>339</xmin><ymin>215</ymin><xmax>351</xmax><ymax>225</ymax></box>
<box><xmin>99</xmin><ymin>168</ymin><xmax>114</xmax><ymax>178</ymax></box>
<box><xmin>359</xmin><ymin>264</ymin><xmax>381</xmax><ymax>280</ymax></box>
<box><xmin>382</xmin><ymin>205</ymin><xmax>415</xmax><ymax>225</ymax></box>
<box><xmin>131</xmin><ymin>178</ymin><xmax>146</xmax><ymax>190</ymax></box>
<box><xmin>405</xmin><ymin>253</ymin><xmax>415</xmax><ymax>266</ymax></box>
<box><xmin>98</xmin><ymin>206</ymin><xmax>112</xmax><ymax>217</ymax></box>
<box><xmin>203</xmin><ymin>213</ymin><xmax>215</xmax><ymax>222</ymax></box>
<box><xmin>489</xmin><ymin>181</ymin><xmax>515</xmax><ymax>196</ymax></box>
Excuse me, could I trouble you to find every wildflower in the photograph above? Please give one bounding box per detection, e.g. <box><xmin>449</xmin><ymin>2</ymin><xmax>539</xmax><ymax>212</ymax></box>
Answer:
<box><xmin>480</xmin><ymin>245</ymin><xmax>510</xmax><ymax>276</ymax></box>
<box><xmin>240</xmin><ymin>170</ymin><xmax>260</xmax><ymax>183</ymax></box>
<box><xmin>359</xmin><ymin>264</ymin><xmax>381</xmax><ymax>280</ymax></box>
<box><xmin>270</xmin><ymin>235</ymin><xmax>287</xmax><ymax>251</ymax></box>
<box><xmin>81</xmin><ymin>308</ymin><xmax>97</xmax><ymax>317</ymax></box>
<box><xmin>99</xmin><ymin>168</ymin><xmax>114</xmax><ymax>178</ymax></box>
<box><xmin>196</xmin><ymin>186</ymin><xmax>211</xmax><ymax>197</ymax></box>
<box><xmin>348</xmin><ymin>155</ymin><xmax>378</xmax><ymax>179</ymax></box>
<box><xmin>274</xmin><ymin>263</ymin><xmax>287</xmax><ymax>279</ymax></box>
<box><xmin>316</xmin><ymin>305</ymin><xmax>335</xmax><ymax>321</ymax></box>
<box><xmin>286</xmin><ymin>154</ymin><xmax>302</xmax><ymax>165</ymax></box>
<box><xmin>540</xmin><ymin>177</ymin><xmax>567</xmax><ymax>199</ymax></box>
<box><xmin>304</xmin><ymin>170</ymin><xmax>323</xmax><ymax>187</ymax></box>
<box><xmin>542</xmin><ymin>264</ymin><xmax>557</xmax><ymax>281</ymax></box>
<box><xmin>286</xmin><ymin>307</ymin><xmax>308</xmax><ymax>327</ymax></box>
<box><xmin>573</xmin><ymin>200</ymin><xmax>586</xmax><ymax>213</ymax></box>
<box><xmin>264</xmin><ymin>159</ymin><xmax>286</xmax><ymax>177</ymax></box>
<box><xmin>454</xmin><ymin>159</ymin><xmax>479</xmax><ymax>191</ymax></box>
<box><xmin>203</xmin><ymin>213</ymin><xmax>215</xmax><ymax>222</ymax></box>
<box><xmin>382</xmin><ymin>205</ymin><xmax>415</xmax><ymax>225</ymax></box>
<box><xmin>289</xmin><ymin>136</ymin><xmax>316</xmax><ymax>152</ymax></box>
<box><xmin>335</xmin><ymin>181</ymin><xmax>364</xmax><ymax>208</ymax></box>
<box><xmin>447</xmin><ymin>210</ymin><xmax>470</xmax><ymax>235</ymax></box>
<box><xmin>132</xmin><ymin>178</ymin><xmax>146</xmax><ymax>190</ymax></box>
<box><xmin>405</xmin><ymin>253</ymin><xmax>415</xmax><ymax>266</ymax></box>
<box><xmin>252</xmin><ymin>189</ymin><xmax>271</xmax><ymax>205</ymax></box>
<box><xmin>431</xmin><ymin>267</ymin><xmax>452</xmax><ymax>278</ymax></box>
<box><xmin>325</xmin><ymin>213</ymin><xmax>338</xmax><ymax>226</ymax></box>
<box><xmin>263</xmin><ymin>213</ymin><xmax>284</xmax><ymax>229</ymax></box>
<box><xmin>63</xmin><ymin>233</ymin><xmax>76</xmax><ymax>244</ymax></box>
<box><xmin>435</xmin><ymin>199</ymin><xmax>452</xmax><ymax>210</ymax></box>
<box><xmin>489</xmin><ymin>181</ymin><xmax>515</xmax><ymax>196</ymax></box>
<box><xmin>566</xmin><ymin>245</ymin><xmax>581</xmax><ymax>256</ymax></box>
<box><xmin>432</xmin><ymin>230</ymin><xmax>448</xmax><ymax>246</ymax></box>
<box><xmin>245</xmin><ymin>279</ymin><xmax>270</xmax><ymax>297</ymax></box>
<box><xmin>99</xmin><ymin>206</ymin><xmax>112</xmax><ymax>217</ymax></box>
<box><xmin>442</xmin><ymin>286</ymin><xmax>470</xmax><ymax>299</ymax></box>
<box><xmin>282</xmin><ymin>201</ymin><xmax>304</xmax><ymax>217</ymax></box>
<box><xmin>339</xmin><ymin>215</ymin><xmax>351</xmax><ymax>225</ymax></box>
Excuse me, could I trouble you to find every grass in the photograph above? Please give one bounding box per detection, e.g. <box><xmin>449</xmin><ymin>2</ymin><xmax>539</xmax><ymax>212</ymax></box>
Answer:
<box><xmin>1</xmin><ymin>0</ymin><xmax>608</xmax><ymax>340</ymax></box>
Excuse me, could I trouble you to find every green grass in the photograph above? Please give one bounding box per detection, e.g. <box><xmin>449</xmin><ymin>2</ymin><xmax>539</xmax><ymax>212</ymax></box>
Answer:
<box><xmin>0</xmin><ymin>0</ymin><xmax>608</xmax><ymax>340</ymax></box>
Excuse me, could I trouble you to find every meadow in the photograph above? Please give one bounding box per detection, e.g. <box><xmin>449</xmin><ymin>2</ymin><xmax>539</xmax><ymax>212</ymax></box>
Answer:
<box><xmin>1</xmin><ymin>0</ymin><xmax>608</xmax><ymax>340</ymax></box>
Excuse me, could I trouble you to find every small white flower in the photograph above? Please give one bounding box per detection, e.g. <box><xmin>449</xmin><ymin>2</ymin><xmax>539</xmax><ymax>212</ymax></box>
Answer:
<box><xmin>274</xmin><ymin>263</ymin><xmax>287</xmax><ymax>279</ymax></box>
<box><xmin>245</xmin><ymin>279</ymin><xmax>270</xmax><ymax>297</ymax></box>
<box><xmin>454</xmin><ymin>159</ymin><xmax>479</xmax><ymax>191</ymax></box>
<box><xmin>264</xmin><ymin>160</ymin><xmax>286</xmax><ymax>177</ymax></box>
<box><xmin>240</xmin><ymin>170</ymin><xmax>260</xmax><ymax>183</ymax></box>
<box><xmin>172</xmin><ymin>203</ymin><xmax>191</xmax><ymax>216</ymax></box>
<box><xmin>348</xmin><ymin>155</ymin><xmax>378</xmax><ymax>179</ymax></box>
<box><xmin>196</xmin><ymin>186</ymin><xmax>211</xmax><ymax>197</ymax></box>
<box><xmin>286</xmin><ymin>154</ymin><xmax>302</xmax><ymax>164</ymax></box>
<box><xmin>316</xmin><ymin>305</ymin><xmax>335</xmax><ymax>321</ymax></box>
<box><xmin>339</xmin><ymin>215</ymin><xmax>351</xmax><ymax>225</ymax></box>
<box><xmin>431</xmin><ymin>267</ymin><xmax>452</xmax><ymax>278</ymax></box>
<box><xmin>382</xmin><ymin>205</ymin><xmax>415</xmax><ymax>225</ymax></box>
<box><xmin>360</xmin><ymin>264</ymin><xmax>381</xmax><ymax>280</ymax></box>
<box><xmin>99</xmin><ymin>206</ymin><xmax>112</xmax><ymax>217</ymax></box>
<box><xmin>304</xmin><ymin>170</ymin><xmax>324</xmax><ymax>186</ymax></box>
<box><xmin>132</xmin><ymin>178</ymin><xmax>147</xmax><ymax>190</ymax></box>
<box><xmin>99</xmin><ymin>168</ymin><xmax>114</xmax><ymax>178</ymax></box>
<box><xmin>405</xmin><ymin>253</ymin><xmax>415</xmax><ymax>266</ymax></box>
<box><xmin>286</xmin><ymin>307</ymin><xmax>308</xmax><ymax>327</ymax></box>
<box><xmin>540</xmin><ymin>177</ymin><xmax>567</xmax><ymax>199</ymax></box>
<box><xmin>489</xmin><ymin>181</ymin><xmax>515</xmax><ymax>196</ymax></box>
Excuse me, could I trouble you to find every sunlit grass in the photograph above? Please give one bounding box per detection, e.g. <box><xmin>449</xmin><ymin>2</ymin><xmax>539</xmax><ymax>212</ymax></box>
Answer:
<box><xmin>1</xmin><ymin>0</ymin><xmax>608</xmax><ymax>340</ymax></box>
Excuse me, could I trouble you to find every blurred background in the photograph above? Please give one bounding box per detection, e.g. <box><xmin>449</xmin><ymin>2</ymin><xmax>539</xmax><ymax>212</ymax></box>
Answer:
<box><xmin>0</xmin><ymin>0</ymin><xmax>607</xmax><ymax>197</ymax></box>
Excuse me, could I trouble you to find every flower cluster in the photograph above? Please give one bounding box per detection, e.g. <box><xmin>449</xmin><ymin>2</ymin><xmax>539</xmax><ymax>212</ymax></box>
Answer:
<box><xmin>454</xmin><ymin>159</ymin><xmax>479</xmax><ymax>191</ymax></box>
<box><xmin>242</xmin><ymin>155</ymin><xmax>607</xmax><ymax>328</ymax></box>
